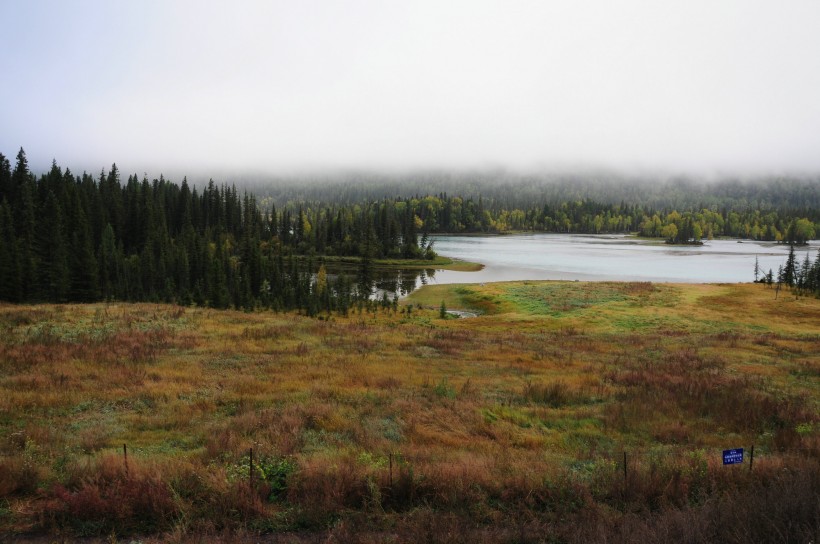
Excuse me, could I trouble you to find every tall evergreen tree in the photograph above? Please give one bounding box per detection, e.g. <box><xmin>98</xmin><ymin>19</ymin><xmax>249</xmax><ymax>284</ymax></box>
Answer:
<box><xmin>69</xmin><ymin>199</ymin><xmax>99</xmax><ymax>302</ymax></box>
<box><xmin>16</xmin><ymin>181</ymin><xmax>37</xmax><ymax>300</ymax></box>
<box><xmin>0</xmin><ymin>153</ymin><xmax>11</xmax><ymax>200</ymax></box>
<box><xmin>783</xmin><ymin>244</ymin><xmax>797</xmax><ymax>286</ymax></box>
<box><xmin>36</xmin><ymin>191</ymin><xmax>70</xmax><ymax>301</ymax></box>
<box><xmin>11</xmin><ymin>148</ymin><xmax>32</xmax><ymax>232</ymax></box>
<box><xmin>98</xmin><ymin>224</ymin><xmax>120</xmax><ymax>300</ymax></box>
<box><xmin>0</xmin><ymin>199</ymin><xmax>21</xmax><ymax>301</ymax></box>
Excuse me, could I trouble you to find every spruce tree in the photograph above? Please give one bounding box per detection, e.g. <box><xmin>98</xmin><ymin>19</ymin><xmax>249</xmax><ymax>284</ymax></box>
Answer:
<box><xmin>208</xmin><ymin>236</ymin><xmax>230</xmax><ymax>309</ymax></box>
<box><xmin>37</xmin><ymin>191</ymin><xmax>70</xmax><ymax>301</ymax></box>
<box><xmin>783</xmin><ymin>244</ymin><xmax>797</xmax><ymax>286</ymax></box>
<box><xmin>0</xmin><ymin>153</ymin><xmax>11</xmax><ymax>200</ymax></box>
<box><xmin>0</xmin><ymin>199</ymin><xmax>21</xmax><ymax>301</ymax></box>
<box><xmin>69</xmin><ymin>202</ymin><xmax>99</xmax><ymax>302</ymax></box>
<box><xmin>98</xmin><ymin>224</ymin><xmax>120</xmax><ymax>300</ymax></box>
<box><xmin>11</xmin><ymin>147</ymin><xmax>30</xmax><ymax>205</ymax></box>
<box><xmin>811</xmin><ymin>249</ymin><xmax>820</xmax><ymax>294</ymax></box>
<box><xmin>797</xmin><ymin>252</ymin><xmax>811</xmax><ymax>292</ymax></box>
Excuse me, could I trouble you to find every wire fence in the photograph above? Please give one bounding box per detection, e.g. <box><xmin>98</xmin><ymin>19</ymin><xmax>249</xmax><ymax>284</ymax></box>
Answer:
<box><xmin>5</xmin><ymin>441</ymin><xmax>808</xmax><ymax>499</ymax></box>
<box><xmin>201</xmin><ymin>443</ymin><xmax>819</xmax><ymax>491</ymax></box>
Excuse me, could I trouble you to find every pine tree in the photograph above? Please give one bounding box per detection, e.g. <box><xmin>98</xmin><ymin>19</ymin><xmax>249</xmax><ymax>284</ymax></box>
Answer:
<box><xmin>797</xmin><ymin>252</ymin><xmax>811</xmax><ymax>292</ymax></box>
<box><xmin>69</xmin><ymin>200</ymin><xmax>99</xmax><ymax>302</ymax></box>
<box><xmin>11</xmin><ymin>148</ymin><xmax>30</xmax><ymax>203</ymax></box>
<box><xmin>357</xmin><ymin>242</ymin><xmax>373</xmax><ymax>299</ymax></box>
<box><xmin>0</xmin><ymin>153</ymin><xmax>11</xmax><ymax>200</ymax></box>
<box><xmin>103</xmin><ymin>163</ymin><xmax>124</xmax><ymax>237</ymax></box>
<box><xmin>208</xmin><ymin>235</ymin><xmax>231</xmax><ymax>309</ymax></box>
<box><xmin>783</xmin><ymin>244</ymin><xmax>797</xmax><ymax>286</ymax></box>
<box><xmin>0</xmin><ymin>199</ymin><xmax>21</xmax><ymax>301</ymax></box>
<box><xmin>811</xmin><ymin>249</ymin><xmax>820</xmax><ymax>294</ymax></box>
<box><xmin>140</xmin><ymin>237</ymin><xmax>157</xmax><ymax>300</ymax></box>
<box><xmin>98</xmin><ymin>224</ymin><xmax>120</xmax><ymax>300</ymax></box>
<box><xmin>36</xmin><ymin>191</ymin><xmax>70</xmax><ymax>301</ymax></box>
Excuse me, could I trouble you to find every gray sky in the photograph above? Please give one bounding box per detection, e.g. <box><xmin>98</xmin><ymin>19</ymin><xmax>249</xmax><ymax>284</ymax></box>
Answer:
<box><xmin>2</xmin><ymin>0</ymin><xmax>820</xmax><ymax>177</ymax></box>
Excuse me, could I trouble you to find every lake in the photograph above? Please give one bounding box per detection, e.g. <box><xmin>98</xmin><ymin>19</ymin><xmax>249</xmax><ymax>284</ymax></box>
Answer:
<box><xmin>429</xmin><ymin>233</ymin><xmax>818</xmax><ymax>284</ymax></box>
<box><xmin>366</xmin><ymin>234</ymin><xmax>817</xmax><ymax>298</ymax></box>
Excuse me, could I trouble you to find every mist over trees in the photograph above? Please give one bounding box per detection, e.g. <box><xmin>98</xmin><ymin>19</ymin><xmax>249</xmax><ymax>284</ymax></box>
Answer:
<box><xmin>246</xmin><ymin>171</ymin><xmax>817</xmax><ymax>243</ymax></box>
<box><xmin>0</xmin><ymin>149</ymin><xmax>429</xmax><ymax>311</ymax></box>
<box><xmin>243</xmin><ymin>170</ymin><xmax>819</xmax><ymax>216</ymax></box>
<box><xmin>0</xmin><ymin>148</ymin><xmax>817</xmax><ymax>309</ymax></box>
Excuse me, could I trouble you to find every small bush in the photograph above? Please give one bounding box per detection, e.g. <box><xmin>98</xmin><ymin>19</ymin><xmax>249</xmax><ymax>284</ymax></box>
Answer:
<box><xmin>47</xmin><ymin>462</ymin><xmax>178</xmax><ymax>535</ymax></box>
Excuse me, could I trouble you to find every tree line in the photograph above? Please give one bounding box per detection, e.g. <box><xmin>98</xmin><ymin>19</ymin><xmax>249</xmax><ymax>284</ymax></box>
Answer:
<box><xmin>756</xmin><ymin>244</ymin><xmax>820</xmax><ymax>296</ymax></box>
<box><xmin>249</xmin><ymin>171</ymin><xmax>819</xmax><ymax>242</ymax></box>
<box><xmin>0</xmin><ymin>148</ymin><xmax>817</xmax><ymax>310</ymax></box>
<box><xmin>269</xmin><ymin>193</ymin><xmax>815</xmax><ymax>244</ymax></box>
<box><xmin>247</xmin><ymin>170</ymin><xmax>820</xmax><ymax>215</ymax></box>
<box><xmin>0</xmin><ymin>149</ymin><xmax>431</xmax><ymax>312</ymax></box>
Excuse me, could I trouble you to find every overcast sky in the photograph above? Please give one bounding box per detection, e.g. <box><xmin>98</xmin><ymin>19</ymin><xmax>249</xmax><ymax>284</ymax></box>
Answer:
<box><xmin>2</xmin><ymin>0</ymin><xmax>820</xmax><ymax>177</ymax></box>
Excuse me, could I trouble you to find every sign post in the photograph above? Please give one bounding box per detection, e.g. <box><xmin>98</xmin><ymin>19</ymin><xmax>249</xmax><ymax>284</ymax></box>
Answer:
<box><xmin>723</xmin><ymin>448</ymin><xmax>744</xmax><ymax>465</ymax></box>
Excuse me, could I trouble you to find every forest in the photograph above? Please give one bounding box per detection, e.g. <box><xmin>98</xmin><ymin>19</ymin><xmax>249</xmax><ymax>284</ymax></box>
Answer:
<box><xmin>0</xmin><ymin>147</ymin><xmax>818</xmax><ymax>312</ymax></box>
<box><xmin>0</xmin><ymin>149</ymin><xmax>432</xmax><ymax>314</ymax></box>
<box><xmin>249</xmin><ymin>170</ymin><xmax>819</xmax><ymax>243</ymax></box>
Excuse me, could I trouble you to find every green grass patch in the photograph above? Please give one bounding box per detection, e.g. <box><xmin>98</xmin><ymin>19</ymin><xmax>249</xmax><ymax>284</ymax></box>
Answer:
<box><xmin>501</xmin><ymin>282</ymin><xmax>629</xmax><ymax>316</ymax></box>
<box><xmin>482</xmin><ymin>406</ymin><xmax>534</xmax><ymax>428</ymax></box>
<box><xmin>406</xmin><ymin>284</ymin><xmax>508</xmax><ymax>314</ymax></box>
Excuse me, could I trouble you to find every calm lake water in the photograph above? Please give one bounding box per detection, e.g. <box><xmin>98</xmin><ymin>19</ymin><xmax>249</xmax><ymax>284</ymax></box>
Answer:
<box><xmin>427</xmin><ymin>234</ymin><xmax>818</xmax><ymax>285</ymax></box>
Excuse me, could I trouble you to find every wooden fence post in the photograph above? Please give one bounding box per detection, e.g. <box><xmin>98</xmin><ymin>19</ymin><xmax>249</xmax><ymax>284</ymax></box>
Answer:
<box><xmin>123</xmin><ymin>443</ymin><xmax>128</xmax><ymax>475</ymax></box>
<box><xmin>389</xmin><ymin>453</ymin><xmax>393</xmax><ymax>487</ymax></box>
<box><xmin>749</xmin><ymin>444</ymin><xmax>754</xmax><ymax>472</ymax></box>
<box><xmin>623</xmin><ymin>451</ymin><xmax>628</xmax><ymax>485</ymax></box>
<box><xmin>249</xmin><ymin>447</ymin><xmax>254</xmax><ymax>491</ymax></box>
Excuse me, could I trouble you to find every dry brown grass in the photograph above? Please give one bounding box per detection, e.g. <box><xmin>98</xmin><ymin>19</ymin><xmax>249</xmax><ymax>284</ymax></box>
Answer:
<box><xmin>0</xmin><ymin>283</ymin><xmax>817</xmax><ymax>540</ymax></box>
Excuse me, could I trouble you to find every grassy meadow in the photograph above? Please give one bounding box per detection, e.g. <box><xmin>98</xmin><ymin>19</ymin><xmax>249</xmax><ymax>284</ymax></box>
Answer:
<box><xmin>0</xmin><ymin>281</ymin><xmax>818</xmax><ymax>542</ymax></box>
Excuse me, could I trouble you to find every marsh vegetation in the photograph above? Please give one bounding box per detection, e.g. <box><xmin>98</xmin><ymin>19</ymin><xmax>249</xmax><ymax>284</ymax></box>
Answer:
<box><xmin>0</xmin><ymin>282</ymin><xmax>817</xmax><ymax>541</ymax></box>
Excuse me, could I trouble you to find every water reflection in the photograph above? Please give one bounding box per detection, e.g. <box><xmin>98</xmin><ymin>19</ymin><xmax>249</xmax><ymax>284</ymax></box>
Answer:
<box><xmin>428</xmin><ymin>233</ymin><xmax>818</xmax><ymax>284</ymax></box>
<box><xmin>322</xmin><ymin>234</ymin><xmax>818</xmax><ymax>298</ymax></box>
<box><xmin>372</xmin><ymin>268</ymin><xmax>436</xmax><ymax>299</ymax></box>
<box><xmin>325</xmin><ymin>265</ymin><xmax>437</xmax><ymax>299</ymax></box>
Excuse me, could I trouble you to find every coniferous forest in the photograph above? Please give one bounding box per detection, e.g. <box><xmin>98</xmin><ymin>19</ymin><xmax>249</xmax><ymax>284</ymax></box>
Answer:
<box><xmin>1</xmin><ymin>147</ymin><xmax>818</xmax><ymax>310</ymax></box>
<box><xmin>0</xmin><ymin>149</ymin><xmax>433</xmax><ymax>313</ymax></box>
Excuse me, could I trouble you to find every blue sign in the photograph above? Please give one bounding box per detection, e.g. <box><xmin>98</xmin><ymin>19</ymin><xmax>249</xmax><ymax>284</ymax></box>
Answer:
<box><xmin>723</xmin><ymin>448</ymin><xmax>744</xmax><ymax>465</ymax></box>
